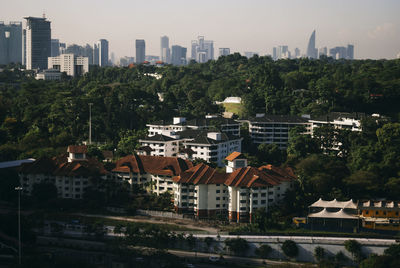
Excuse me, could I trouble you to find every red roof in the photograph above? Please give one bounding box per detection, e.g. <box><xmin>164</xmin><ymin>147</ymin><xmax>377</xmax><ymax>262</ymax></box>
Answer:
<box><xmin>225</xmin><ymin>151</ymin><xmax>245</xmax><ymax>161</ymax></box>
<box><xmin>67</xmin><ymin>145</ymin><xmax>87</xmax><ymax>154</ymax></box>
<box><xmin>173</xmin><ymin>163</ymin><xmax>227</xmax><ymax>185</ymax></box>
<box><xmin>20</xmin><ymin>153</ymin><xmax>107</xmax><ymax>177</ymax></box>
<box><xmin>112</xmin><ymin>155</ymin><xmax>193</xmax><ymax>176</ymax></box>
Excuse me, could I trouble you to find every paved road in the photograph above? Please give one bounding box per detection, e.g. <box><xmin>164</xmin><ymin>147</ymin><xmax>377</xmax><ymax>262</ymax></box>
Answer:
<box><xmin>168</xmin><ymin>249</ymin><xmax>313</xmax><ymax>267</ymax></box>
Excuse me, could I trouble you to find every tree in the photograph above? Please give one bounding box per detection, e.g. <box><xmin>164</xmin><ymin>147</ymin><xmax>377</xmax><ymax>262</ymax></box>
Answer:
<box><xmin>344</xmin><ymin>239</ymin><xmax>362</xmax><ymax>263</ymax></box>
<box><xmin>204</xmin><ymin>237</ymin><xmax>214</xmax><ymax>252</ymax></box>
<box><xmin>257</xmin><ymin>143</ymin><xmax>286</xmax><ymax>166</ymax></box>
<box><xmin>255</xmin><ymin>244</ymin><xmax>272</xmax><ymax>259</ymax></box>
<box><xmin>225</xmin><ymin>238</ymin><xmax>249</xmax><ymax>256</ymax></box>
<box><xmin>281</xmin><ymin>240</ymin><xmax>298</xmax><ymax>258</ymax></box>
<box><xmin>314</xmin><ymin>246</ymin><xmax>325</xmax><ymax>263</ymax></box>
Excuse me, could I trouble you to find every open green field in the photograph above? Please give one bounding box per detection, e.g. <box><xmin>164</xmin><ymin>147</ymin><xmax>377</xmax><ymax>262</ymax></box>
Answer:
<box><xmin>222</xmin><ymin>103</ymin><xmax>245</xmax><ymax>117</ymax></box>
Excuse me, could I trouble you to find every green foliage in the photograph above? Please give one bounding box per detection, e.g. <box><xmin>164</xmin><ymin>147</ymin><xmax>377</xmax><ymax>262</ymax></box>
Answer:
<box><xmin>255</xmin><ymin>244</ymin><xmax>272</xmax><ymax>259</ymax></box>
<box><xmin>344</xmin><ymin>239</ymin><xmax>363</xmax><ymax>263</ymax></box>
<box><xmin>360</xmin><ymin>244</ymin><xmax>400</xmax><ymax>268</ymax></box>
<box><xmin>314</xmin><ymin>246</ymin><xmax>325</xmax><ymax>263</ymax></box>
<box><xmin>281</xmin><ymin>240</ymin><xmax>298</xmax><ymax>258</ymax></box>
<box><xmin>256</xmin><ymin>143</ymin><xmax>287</xmax><ymax>166</ymax></box>
<box><xmin>225</xmin><ymin>237</ymin><xmax>249</xmax><ymax>256</ymax></box>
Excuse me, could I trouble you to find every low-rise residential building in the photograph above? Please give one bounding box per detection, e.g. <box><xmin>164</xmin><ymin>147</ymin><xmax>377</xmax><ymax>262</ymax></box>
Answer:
<box><xmin>244</xmin><ymin>114</ymin><xmax>311</xmax><ymax>149</ymax></box>
<box><xmin>19</xmin><ymin>145</ymin><xmax>108</xmax><ymax>199</ymax></box>
<box><xmin>172</xmin><ymin>152</ymin><xmax>297</xmax><ymax>222</ymax></box>
<box><xmin>308</xmin><ymin>112</ymin><xmax>365</xmax><ymax>133</ymax></box>
<box><xmin>360</xmin><ymin>200</ymin><xmax>400</xmax><ymax>231</ymax></box>
<box><xmin>35</xmin><ymin>69</ymin><xmax>62</xmax><ymax>80</ymax></box>
<box><xmin>111</xmin><ymin>154</ymin><xmax>193</xmax><ymax>195</ymax></box>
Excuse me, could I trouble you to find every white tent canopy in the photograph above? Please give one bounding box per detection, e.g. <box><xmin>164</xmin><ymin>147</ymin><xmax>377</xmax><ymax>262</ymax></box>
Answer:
<box><xmin>309</xmin><ymin>198</ymin><xmax>358</xmax><ymax>209</ymax></box>
<box><xmin>308</xmin><ymin>208</ymin><xmax>358</xmax><ymax>219</ymax></box>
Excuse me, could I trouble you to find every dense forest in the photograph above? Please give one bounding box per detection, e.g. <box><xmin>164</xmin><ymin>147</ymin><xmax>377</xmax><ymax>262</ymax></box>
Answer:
<box><xmin>1</xmin><ymin>55</ymin><xmax>400</xmax><ymax>209</ymax></box>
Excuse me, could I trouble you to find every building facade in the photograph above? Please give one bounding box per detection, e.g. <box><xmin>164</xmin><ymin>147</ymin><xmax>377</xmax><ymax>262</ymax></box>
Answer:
<box><xmin>94</xmin><ymin>39</ymin><xmax>109</xmax><ymax>66</ymax></box>
<box><xmin>25</xmin><ymin>17</ymin><xmax>51</xmax><ymax>70</ymax></box>
<box><xmin>171</xmin><ymin>45</ymin><xmax>187</xmax><ymax>65</ymax></box>
<box><xmin>160</xmin><ymin>36</ymin><xmax>170</xmax><ymax>64</ymax></box>
<box><xmin>48</xmin><ymin>53</ymin><xmax>89</xmax><ymax>77</ymax></box>
<box><xmin>0</xmin><ymin>21</ymin><xmax>22</xmax><ymax>65</ymax></box>
<box><xmin>191</xmin><ymin>36</ymin><xmax>214</xmax><ymax>63</ymax></box>
<box><xmin>219</xmin><ymin>48</ymin><xmax>230</xmax><ymax>57</ymax></box>
<box><xmin>135</xmin><ymin>39</ymin><xmax>145</xmax><ymax>64</ymax></box>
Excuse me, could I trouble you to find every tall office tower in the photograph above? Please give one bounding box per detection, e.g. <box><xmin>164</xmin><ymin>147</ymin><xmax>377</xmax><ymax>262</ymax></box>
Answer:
<box><xmin>22</xmin><ymin>29</ymin><xmax>26</xmax><ymax>65</ymax></box>
<box><xmin>294</xmin><ymin>47</ymin><xmax>301</xmax><ymax>58</ymax></box>
<box><xmin>59</xmin><ymin>42</ymin><xmax>66</xmax><ymax>54</ymax></box>
<box><xmin>0</xmin><ymin>21</ymin><xmax>22</xmax><ymax>65</ymax></box>
<box><xmin>318</xmin><ymin>47</ymin><xmax>327</xmax><ymax>58</ymax></box>
<box><xmin>347</xmin><ymin>44</ymin><xmax>354</xmax><ymax>59</ymax></box>
<box><xmin>95</xmin><ymin>39</ymin><xmax>109</xmax><ymax>66</ymax></box>
<box><xmin>25</xmin><ymin>17</ymin><xmax>51</xmax><ymax>70</ymax></box>
<box><xmin>51</xmin><ymin>39</ymin><xmax>60</xmax><ymax>57</ymax></box>
<box><xmin>306</xmin><ymin>30</ymin><xmax>318</xmax><ymax>59</ymax></box>
<box><xmin>135</xmin><ymin>39</ymin><xmax>145</xmax><ymax>64</ymax></box>
<box><xmin>171</xmin><ymin>45</ymin><xmax>187</xmax><ymax>65</ymax></box>
<box><xmin>329</xmin><ymin>46</ymin><xmax>348</xmax><ymax>59</ymax></box>
<box><xmin>219</xmin><ymin>48</ymin><xmax>230</xmax><ymax>57</ymax></box>
<box><xmin>278</xmin><ymin>45</ymin><xmax>289</xmax><ymax>59</ymax></box>
<box><xmin>93</xmin><ymin>43</ymin><xmax>99</xmax><ymax>65</ymax></box>
<box><xmin>66</xmin><ymin>44</ymin><xmax>93</xmax><ymax>64</ymax></box>
<box><xmin>272</xmin><ymin>47</ymin><xmax>277</xmax><ymax>60</ymax></box>
<box><xmin>191</xmin><ymin>36</ymin><xmax>214</xmax><ymax>63</ymax></box>
<box><xmin>160</xmin><ymin>36</ymin><xmax>170</xmax><ymax>63</ymax></box>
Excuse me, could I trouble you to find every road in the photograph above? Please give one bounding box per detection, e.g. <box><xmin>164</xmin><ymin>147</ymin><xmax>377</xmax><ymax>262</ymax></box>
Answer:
<box><xmin>168</xmin><ymin>249</ymin><xmax>314</xmax><ymax>267</ymax></box>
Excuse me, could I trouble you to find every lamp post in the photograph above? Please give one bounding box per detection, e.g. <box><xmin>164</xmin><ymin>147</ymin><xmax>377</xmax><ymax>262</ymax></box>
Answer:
<box><xmin>15</xmin><ymin>186</ymin><xmax>22</xmax><ymax>265</ymax></box>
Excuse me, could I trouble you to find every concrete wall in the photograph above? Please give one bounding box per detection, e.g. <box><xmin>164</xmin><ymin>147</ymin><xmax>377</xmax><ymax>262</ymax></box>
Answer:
<box><xmin>194</xmin><ymin>234</ymin><xmax>396</xmax><ymax>263</ymax></box>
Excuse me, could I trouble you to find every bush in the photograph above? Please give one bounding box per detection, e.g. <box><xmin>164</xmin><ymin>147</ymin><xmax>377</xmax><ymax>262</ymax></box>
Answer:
<box><xmin>225</xmin><ymin>238</ymin><xmax>249</xmax><ymax>256</ymax></box>
<box><xmin>256</xmin><ymin>244</ymin><xmax>272</xmax><ymax>259</ymax></box>
<box><xmin>281</xmin><ymin>240</ymin><xmax>298</xmax><ymax>258</ymax></box>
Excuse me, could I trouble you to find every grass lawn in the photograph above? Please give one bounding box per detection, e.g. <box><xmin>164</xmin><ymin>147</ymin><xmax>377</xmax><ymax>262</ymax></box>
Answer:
<box><xmin>222</xmin><ymin>103</ymin><xmax>245</xmax><ymax>117</ymax></box>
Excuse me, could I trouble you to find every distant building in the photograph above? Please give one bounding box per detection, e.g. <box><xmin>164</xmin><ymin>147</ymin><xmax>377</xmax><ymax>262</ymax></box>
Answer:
<box><xmin>48</xmin><ymin>54</ymin><xmax>89</xmax><ymax>77</ymax></box>
<box><xmin>135</xmin><ymin>39</ymin><xmax>145</xmax><ymax>64</ymax></box>
<box><xmin>25</xmin><ymin>17</ymin><xmax>51</xmax><ymax>70</ymax></box>
<box><xmin>244</xmin><ymin>52</ymin><xmax>258</xmax><ymax>59</ymax></box>
<box><xmin>397</xmin><ymin>52</ymin><xmax>400</xmax><ymax>59</ymax></box>
<box><xmin>0</xmin><ymin>21</ymin><xmax>22</xmax><ymax>64</ymax></box>
<box><xmin>119</xmin><ymin>56</ymin><xmax>135</xmax><ymax>67</ymax></box>
<box><xmin>329</xmin><ymin>45</ymin><xmax>354</xmax><ymax>60</ymax></box>
<box><xmin>219</xmin><ymin>48</ymin><xmax>230</xmax><ymax>57</ymax></box>
<box><xmin>294</xmin><ymin>47</ymin><xmax>301</xmax><ymax>58</ymax></box>
<box><xmin>51</xmin><ymin>39</ymin><xmax>60</xmax><ymax>57</ymax></box>
<box><xmin>306</xmin><ymin>30</ymin><xmax>318</xmax><ymax>59</ymax></box>
<box><xmin>160</xmin><ymin>36</ymin><xmax>170</xmax><ymax>64</ymax></box>
<box><xmin>171</xmin><ymin>45</ymin><xmax>187</xmax><ymax>65</ymax></box>
<box><xmin>94</xmin><ymin>39</ymin><xmax>109</xmax><ymax>66</ymax></box>
<box><xmin>318</xmin><ymin>47</ymin><xmax>327</xmax><ymax>58</ymax></box>
<box><xmin>35</xmin><ymin>68</ymin><xmax>62</xmax><ymax>81</ymax></box>
<box><xmin>145</xmin><ymin>55</ymin><xmax>160</xmax><ymax>65</ymax></box>
<box><xmin>191</xmin><ymin>36</ymin><xmax>214</xmax><ymax>63</ymax></box>
<box><xmin>347</xmin><ymin>44</ymin><xmax>354</xmax><ymax>59</ymax></box>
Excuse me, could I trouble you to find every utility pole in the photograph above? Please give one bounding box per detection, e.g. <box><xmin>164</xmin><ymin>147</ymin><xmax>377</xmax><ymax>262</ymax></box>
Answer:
<box><xmin>15</xmin><ymin>186</ymin><xmax>22</xmax><ymax>265</ymax></box>
<box><xmin>89</xmin><ymin>103</ymin><xmax>93</xmax><ymax>145</ymax></box>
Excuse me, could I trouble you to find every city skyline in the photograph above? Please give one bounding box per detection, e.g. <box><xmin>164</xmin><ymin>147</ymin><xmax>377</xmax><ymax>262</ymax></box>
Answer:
<box><xmin>2</xmin><ymin>0</ymin><xmax>400</xmax><ymax>60</ymax></box>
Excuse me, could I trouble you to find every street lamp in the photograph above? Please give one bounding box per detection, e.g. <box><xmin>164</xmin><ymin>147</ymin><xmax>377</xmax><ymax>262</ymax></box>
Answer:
<box><xmin>15</xmin><ymin>186</ymin><xmax>22</xmax><ymax>265</ymax></box>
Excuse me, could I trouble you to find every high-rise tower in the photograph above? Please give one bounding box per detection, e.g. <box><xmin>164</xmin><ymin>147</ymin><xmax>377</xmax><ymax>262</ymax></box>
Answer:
<box><xmin>95</xmin><ymin>39</ymin><xmax>109</xmax><ymax>66</ymax></box>
<box><xmin>136</xmin><ymin>39</ymin><xmax>145</xmax><ymax>64</ymax></box>
<box><xmin>24</xmin><ymin>17</ymin><xmax>51</xmax><ymax>70</ymax></box>
<box><xmin>160</xmin><ymin>36</ymin><xmax>170</xmax><ymax>64</ymax></box>
<box><xmin>306</xmin><ymin>30</ymin><xmax>318</xmax><ymax>59</ymax></box>
<box><xmin>0</xmin><ymin>21</ymin><xmax>22</xmax><ymax>65</ymax></box>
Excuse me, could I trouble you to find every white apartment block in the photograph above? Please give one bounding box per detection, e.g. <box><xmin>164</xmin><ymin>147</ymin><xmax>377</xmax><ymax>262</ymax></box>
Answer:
<box><xmin>308</xmin><ymin>112</ymin><xmax>364</xmax><ymax>133</ymax></box>
<box><xmin>19</xmin><ymin>145</ymin><xmax>107</xmax><ymax>199</ymax></box>
<box><xmin>139</xmin><ymin>130</ymin><xmax>242</xmax><ymax>167</ymax></box>
<box><xmin>112</xmin><ymin>154</ymin><xmax>193</xmax><ymax>196</ymax></box>
<box><xmin>173</xmin><ymin>152</ymin><xmax>296</xmax><ymax>222</ymax></box>
<box><xmin>35</xmin><ymin>69</ymin><xmax>62</xmax><ymax>81</ymax></box>
<box><xmin>48</xmin><ymin>53</ymin><xmax>89</xmax><ymax>77</ymax></box>
<box><xmin>245</xmin><ymin>114</ymin><xmax>312</xmax><ymax>149</ymax></box>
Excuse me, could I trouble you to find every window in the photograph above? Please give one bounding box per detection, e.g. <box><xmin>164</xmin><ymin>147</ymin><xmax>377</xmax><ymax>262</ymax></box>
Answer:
<box><xmin>216</xmin><ymin>184</ymin><xmax>220</xmax><ymax>186</ymax></box>
<box><xmin>240</xmin><ymin>207</ymin><xmax>246</xmax><ymax>211</ymax></box>
<box><xmin>261</xmin><ymin>193</ymin><xmax>266</xmax><ymax>197</ymax></box>
<box><xmin>216</xmin><ymin>204</ymin><xmax>220</xmax><ymax>208</ymax></box>
<box><xmin>216</xmin><ymin>190</ymin><xmax>220</xmax><ymax>193</ymax></box>
<box><xmin>376</xmin><ymin>211</ymin><xmax>379</xmax><ymax>215</ymax></box>
<box><xmin>240</xmin><ymin>200</ymin><xmax>246</xmax><ymax>203</ymax></box>
<box><xmin>216</xmin><ymin>197</ymin><xmax>220</xmax><ymax>200</ymax></box>
<box><xmin>261</xmin><ymin>200</ymin><xmax>266</xmax><ymax>204</ymax></box>
<box><xmin>252</xmin><ymin>193</ymin><xmax>258</xmax><ymax>198</ymax></box>
<box><xmin>365</xmin><ymin>211</ymin><xmax>369</xmax><ymax>215</ymax></box>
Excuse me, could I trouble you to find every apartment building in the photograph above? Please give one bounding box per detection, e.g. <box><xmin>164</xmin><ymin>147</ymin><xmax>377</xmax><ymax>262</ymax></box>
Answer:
<box><xmin>172</xmin><ymin>152</ymin><xmax>297</xmax><ymax>222</ymax></box>
<box><xmin>308</xmin><ymin>112</ymin><xmax>364</xmax><ymax>133</ymax></box>
<box><xmin>245</xmin><ymin>114</ymin><xmax>311</xmax><ymax>149</ymax></box>
<box><xmin>19</xmin><ymin>145</ymin><xmax>107</xmax><ymax>199</ymax></box>
<box><xmin>140</xmin><ymin>129</ymin><xmax>242</xmax><ymax>167</ymax></box>
<box><xmin>111</xmin><ymin>154</ymin><xmax>193</xmax><ymax>195</ymax></box>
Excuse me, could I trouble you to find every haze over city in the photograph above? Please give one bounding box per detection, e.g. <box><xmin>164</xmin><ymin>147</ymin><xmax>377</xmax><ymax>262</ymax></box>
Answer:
<box><xmin>3</xmin><ymin>0</ymin><xmax>400</xmax><ymax>59</ymax></box>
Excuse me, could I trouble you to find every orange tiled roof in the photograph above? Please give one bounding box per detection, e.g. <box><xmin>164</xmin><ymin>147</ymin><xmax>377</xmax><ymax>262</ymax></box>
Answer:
<box><xmin>67</xmin><ymin>145</ymin><xmax>87</xmax><ymax>154</ymax></box>
<box><xmin>113</xmin><ymin>155</ymin><xmax>193</xmax><ymax>177</ymax></box>
<box><xmin>225</xmin><ymin>151</ymin><xmax>245</xmax><ymax>161</ymax></box>
<box><xmin>173</xmin><ymin>163</ymin><xmax>228</xmax><ymax>185</ymax></box>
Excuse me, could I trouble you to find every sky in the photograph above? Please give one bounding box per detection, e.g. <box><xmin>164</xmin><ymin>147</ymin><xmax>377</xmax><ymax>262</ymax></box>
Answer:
<box><xmin>3</xmin><ymin>0</ymin><xmax>400</xmax><ymax>59</ymax></box>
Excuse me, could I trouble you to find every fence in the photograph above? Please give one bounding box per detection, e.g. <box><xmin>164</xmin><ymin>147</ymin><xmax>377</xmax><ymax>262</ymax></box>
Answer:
<box><xmin>136</xmin><ymin>209</ymin><xmax>185</xmax><ymax>219</ymax></box>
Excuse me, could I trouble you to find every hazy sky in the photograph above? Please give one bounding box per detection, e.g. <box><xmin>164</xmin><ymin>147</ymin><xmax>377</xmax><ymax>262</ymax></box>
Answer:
<box><xmin>3</xmin><ymin>0</ymin><xmax>400</xmax><ymax>59</ymax></box>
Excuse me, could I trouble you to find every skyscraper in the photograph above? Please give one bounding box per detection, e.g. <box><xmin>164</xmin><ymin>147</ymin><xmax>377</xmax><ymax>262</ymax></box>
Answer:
<box><xmin>347</xmin><ymin>44</ymin><xmax>354</xmax><ymax>59</ymax></box>
<box><xmin>219</xmin><ymin>48</ymin><xmax>230</xmax><ymax>57</ymax></box>
<box><xmin>306</xmin><ymin>30</ymin><xmax>318</xmax><ymax>59</ymax></box>
<box><xmin>51</xmin><ymin>39</ymin><xmax>60</xmax><ymax>57</ymax></box>
<box><xmin>160</xmin><ymin>36</ymin><xmax>170</xmax><ymax>64</ymax></box>
<box><xmin>0</xmin><ymin>21</ymin><xmax>22</xmax><ymax>65</ymax></box>
<box><xmin>294</xmin><ymin>48</ymin><xmax>301</xmax><ymax>58</ymax></box>
<box><xmin>171</xmin><ymin>45</ymin><xmax>187</xmax><ymax>65</ymax></box>
<box><xmin>191</xmin><ymin>36</ymin><xmax>214</xmax><ymax>63</ymax></box>
<box><xmin>25</xmin><ymin>17</ymin><xmax>51</xmax><ymax>70</ymax></box>
<box><xmin>272</xmin><ymin>47</ymin><xmax>277</xmax><ymax>60</ymax></box>
<box><xmin>95</xmin><ymin>39</ymin><xmax>109</xmax><ymax>66</ymax></box>
<box><xmin>136</xmin><ymin>39</ymin><xmax>145</xmax><ymax>64</ymax></box>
